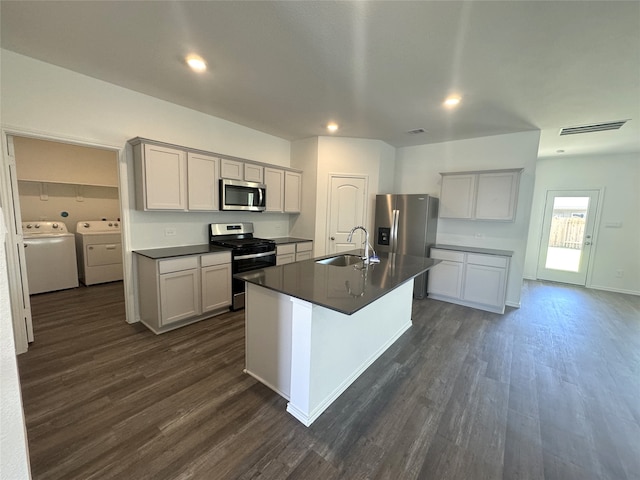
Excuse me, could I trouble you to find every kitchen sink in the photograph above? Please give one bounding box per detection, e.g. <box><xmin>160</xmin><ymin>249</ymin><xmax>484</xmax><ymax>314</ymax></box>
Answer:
<box><xmin>315</xmin><ymin>254</ymin><xmax>364</xmax><ymax>267</ymax></box>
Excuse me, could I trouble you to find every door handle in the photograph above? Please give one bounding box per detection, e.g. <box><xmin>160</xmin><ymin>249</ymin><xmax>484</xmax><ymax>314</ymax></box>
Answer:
<box><xmin>330</xmin><ymin>237</ymin><xmax>335</xmax><ymax>241</ymax></box>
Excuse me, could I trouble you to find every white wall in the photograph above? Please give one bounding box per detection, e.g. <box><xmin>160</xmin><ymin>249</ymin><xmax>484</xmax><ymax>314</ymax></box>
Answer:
<box><xmin>524</xmin><ymin>153</ymin><xmax>640</xmax><ymax>295</ymax></box>
<box><xmin>313</xmin><ymin>136</ymin><xmax>396</xmax><ymax>255</ymax></box>
<box><xmin>0</xmin><ymin>208</ymin><xmax>31</xmax><ymax>479</ymax></box>
<box><xmin>1</xmin><ymin>49</ymin><xmax>292</xmax><ymax>250</ymax></box>
<box><xmin>396</xmin><ymin>131</ymin><xmax>541</xmax><ymax>307</ymax></box>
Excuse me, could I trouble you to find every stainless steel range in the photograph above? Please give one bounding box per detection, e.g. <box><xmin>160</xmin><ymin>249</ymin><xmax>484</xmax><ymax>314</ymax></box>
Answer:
<box><xmin>209</xmin><ymin>222</ymin><xmax>276</xmax><ymax>310</ymax></box>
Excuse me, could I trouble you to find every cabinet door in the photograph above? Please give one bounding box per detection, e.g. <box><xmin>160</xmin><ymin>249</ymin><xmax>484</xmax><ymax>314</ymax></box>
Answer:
<box><xmin>264</xmin><ymin>167</ymin><xmax>284</xmax><ymax>212</ymax></box>
<box><xmin>462</xmin><ymin>263</ymin><xmax>506</xmax><ymax>308</ymax></box>
<box><xmin>220</xmin><ymin>159</ymin><xmax>243</xmax><ymax>180</ymax></box>
<box><xmin>187</xmin><ymin>153</ymin><xmax>219</xmax><ymax>211</ymax></box>
<box><xmin>143</xmin><ymin>144</ymin><xmax>187</xmax><ymax>210</ymax></box>
<box><xmin>427</xmin><ymin>260</ymin><xmax>464</xmax><ymax>298</ymax></box>
<box><xmin>475</xmin><ymin>171</ymin><xmax>520</xmax><ymax>221</ymax></box>
<box><xmin>276</xmin><ymin>254</ymin><xmax>295</xmax><ymax>266</ymax></box>
<box><xmin>295</xmin><ymin>251</ymin><xmax>312</xmax><ymax>262</ymax></box>
<box><xmin>244</xmin><ymin>163</ymin><xmax>264</xmax><ymax>183</ymax></box>
<box><xmin>159</xmin><ymin>269</ymin><xmax>200</xmax><ymax>325</ymax></box>
<box><xmin>201</xmin><ymin>263</ymin><xmax>231</xmax><ymax>312</ymax></box>
<box><xmin>439</xmin><ymin>174</ymin><xmax>475</xmax><ymax>219</ymax></box>
<box><xmin>284</xmin><ymin>171</ymin><xmax>302</xmax><ymax>213</ymax></box>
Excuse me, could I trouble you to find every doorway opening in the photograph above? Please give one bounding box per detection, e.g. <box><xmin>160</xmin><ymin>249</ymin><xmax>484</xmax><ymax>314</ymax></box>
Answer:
<box><xmin>11</xmin><ymin>135</ymin><xmax>124</xmax><ymax>346</ymax></box>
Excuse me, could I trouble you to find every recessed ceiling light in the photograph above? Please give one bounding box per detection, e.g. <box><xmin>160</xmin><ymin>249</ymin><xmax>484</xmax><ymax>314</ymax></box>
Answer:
<box><xmin>443</xmin><ymin>95</ymin><xmax>461</xmax><ymax>107</ymax></box>
<box><xmin>186</xmin><ymin>54</ymin><xmax>207</xmax><ymax>73</ymax></box>
<box><xmin>327</xmin><ymin>122</ymin><xmax>339</xmax><ymax>133</ymax></box>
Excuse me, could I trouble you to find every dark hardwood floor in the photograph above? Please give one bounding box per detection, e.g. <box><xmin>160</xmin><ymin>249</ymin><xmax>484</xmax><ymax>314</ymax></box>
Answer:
<box><xmin>17</xmin><ymin>280</ymin><xmax>640</xmax><ymax>480</ymax></box>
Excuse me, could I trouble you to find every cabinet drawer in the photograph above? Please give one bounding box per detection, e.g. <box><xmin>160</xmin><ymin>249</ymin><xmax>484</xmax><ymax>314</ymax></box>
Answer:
<box><xmin>466</xmin><ymin>254</ymin><xmax>508</xmax><ymax>268</ymax></box>
<box><xmin>201</xmin><ymin>251</ymin><xmax>231</xmax><ymax>267</ymax></box>
<box><xmin>277</xmin><ymin>253</ymin><xmax>295</xmax><ymax>266</ymax></box>
<box><xmin>430</xmin><ymin>249</ymin><xmax>465</xmax><ymax>262</ymax></box>
<box><xmin>276</xmin><ymin>244</ymin><xmax>296</xmax><ymax>255</ymax></box>
<box><xmin>296</xmin><ymin>242</ymin><xmax>313</xmax><ymax>253</ymax></box>
<box><xmin>158</xmin><ymin>256</ymin><xmax>198</xmax><ymax>274</ymax></box>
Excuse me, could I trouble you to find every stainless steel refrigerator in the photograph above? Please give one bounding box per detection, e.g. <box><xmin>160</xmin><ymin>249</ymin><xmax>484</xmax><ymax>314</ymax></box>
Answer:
<box><xmin>374</xmin><ymin>194</ymin><xmax>439</xmax><ymax>299</ymax></box>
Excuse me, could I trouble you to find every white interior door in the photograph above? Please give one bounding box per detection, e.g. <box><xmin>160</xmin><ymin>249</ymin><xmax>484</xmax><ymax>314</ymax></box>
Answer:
<box><xmin>327</xmin><ymin>175</ymin><xmax>367</xmax><ymax>254</ymax></box>
<box><xmin>1</xmin><ymin>134</ymin><xmax>33</xmax><ymax>353</ymax></box>
<box><xmin>536</xmin><ymin>190</ymin><xmax>600</xmax><ymax>285</ymax></box>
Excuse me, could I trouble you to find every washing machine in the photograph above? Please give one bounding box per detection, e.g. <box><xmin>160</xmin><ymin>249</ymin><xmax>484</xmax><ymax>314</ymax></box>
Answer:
<box><xmin>75</xmin><ymin>220</ymin><xmax>123</xmax><ymax>285</ymax></box>
<box><xmin>22</xmin><ymin>221</ymin><xmax>79</xmax><ymax>294</ymax></box>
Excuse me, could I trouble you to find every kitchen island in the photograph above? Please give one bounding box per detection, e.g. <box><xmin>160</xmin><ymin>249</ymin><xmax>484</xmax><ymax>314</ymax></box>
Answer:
<box><xmin>235</xmin><ymin>251</ymin><xmax>439</xmax><ymax>426</ymax></box>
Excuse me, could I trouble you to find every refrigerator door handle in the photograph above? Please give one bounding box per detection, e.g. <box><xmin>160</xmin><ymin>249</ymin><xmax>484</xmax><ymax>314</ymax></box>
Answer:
<box><xmin>392</xmin><ymin>209</ymin><xmax>400</xmax><ymax>253</ymax></box>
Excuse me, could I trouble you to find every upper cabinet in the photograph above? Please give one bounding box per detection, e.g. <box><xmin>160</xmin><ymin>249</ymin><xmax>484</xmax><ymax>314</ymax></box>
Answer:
<box><xmin>220</xmin><ymin>158</ymin><xmax>264</xmax><ymax>183</ymax></box>
<box><xmin>264</xmin><ymin>167</ymin><xmax>285</xmax><ymax>212</ymax></box>
<box><xmin>439</xmin><ymin>169</ymin><xmax>522</xmax><ymax>221</ymax></box>
<box><xmin>133</xmin><ymin>142</ymin><xmax>187</xmax><ymax>211</ymax></box>
<box><xmin>284</xmin><ymin>171</ymin><xmax>302</xmax><ymax>213</ymax></box>
<box><xmin>187</xmin><ymin>152</ymin><xmax>219</xmax><ymax>211</ymax></box>
<box><xmin>130</xmin><ymin>137</ymin><xmax>301</xmax><ymax>213</ymax></box>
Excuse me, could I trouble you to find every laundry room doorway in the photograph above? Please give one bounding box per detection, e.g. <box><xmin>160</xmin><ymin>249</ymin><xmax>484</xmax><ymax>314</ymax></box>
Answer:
<box><xmin>7</xmin><ymin>134</ymin><xmax>125</xmax><ymax>348</ymax></box>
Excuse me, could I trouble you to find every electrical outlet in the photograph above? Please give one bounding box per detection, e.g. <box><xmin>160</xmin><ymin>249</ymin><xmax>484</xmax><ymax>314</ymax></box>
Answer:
<box><xmin>616</xmin><ymin>269</ymin><xmax>624</xmax><ymax>278</ymax></box>
<box><xmin>164</xmin><ymin>227</ymin><xmax>176</xmax><ymax>237</ymax></box>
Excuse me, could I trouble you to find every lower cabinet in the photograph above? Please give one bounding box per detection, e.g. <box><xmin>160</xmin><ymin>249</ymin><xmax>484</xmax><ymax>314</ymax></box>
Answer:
<box><xmin>428</xmin><ymin>248</ymin><xmax>510</xmax><ymax>314</ymax></box>
<box><xmin>276</xmin><ymin>241</ymin><xmax>313</xmax><ymax>265</ymax></box>
<box><xmin>137</xmin><ymin>251</ymin><xmax>231</xmax><ymax>334</ymax></box>
<box><xmin>295</xmin><ymin>241</ymin><xmax>313</xmax><ymax>261</ymax></box>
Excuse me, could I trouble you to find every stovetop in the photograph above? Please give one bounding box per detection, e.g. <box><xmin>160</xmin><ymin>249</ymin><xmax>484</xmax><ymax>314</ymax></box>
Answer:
<box><xmin>210</xmin><ymin>237</ymin><xmax>276</xmax><ymax>249</ymax></box>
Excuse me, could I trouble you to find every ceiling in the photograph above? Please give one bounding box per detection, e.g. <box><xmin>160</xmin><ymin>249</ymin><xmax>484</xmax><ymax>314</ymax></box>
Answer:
<box><xmin>1</xmin><ymin>1</ymin><xmax>639</xmax><ymax>158</ymax></box>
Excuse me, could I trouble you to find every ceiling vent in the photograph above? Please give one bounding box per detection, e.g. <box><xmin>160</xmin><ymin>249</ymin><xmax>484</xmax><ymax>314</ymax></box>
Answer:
<box><xmin>406</xmin><ymin>128</ymin><xmax>427</xmax><ymax>135</ymax></box>
<box><xmin>559</xmin><ymin>120</ymin><xmax>628</xmax><ymax>136</ymax></box>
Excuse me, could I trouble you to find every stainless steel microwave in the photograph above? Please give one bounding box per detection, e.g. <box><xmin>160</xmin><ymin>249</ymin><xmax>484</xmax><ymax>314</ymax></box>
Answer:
<box><xmin>220</xmin><ymin>179</ymin><xmax>266</xmax><ymax>212</ymax></box>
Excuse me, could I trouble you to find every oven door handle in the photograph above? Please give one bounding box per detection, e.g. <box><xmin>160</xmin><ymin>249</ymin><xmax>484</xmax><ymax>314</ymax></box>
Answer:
<box><xmin>234</xmin><ymin>251</ymin><xmax>276</xmax><ymax>260</ymax></box>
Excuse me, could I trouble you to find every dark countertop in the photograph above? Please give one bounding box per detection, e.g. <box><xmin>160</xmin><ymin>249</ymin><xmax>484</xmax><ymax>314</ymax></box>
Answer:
<box><xmin>270</xmin><ymin>237</ymin><xmax>313</xmax><ymax>245</ymax></box>
<box><xmin>434</xmin><ymin>244</ymin><xmax>514</xmax><ymax>257</ymax></box>
<box><xmin>235</xmin><ymin>250</ymin><xmax>440</xmax><ymax>315</ymax></box>
<box><xmin>133</xmin><ymin>244</ymin><xmax>230</xmax><ymax>259</ymax></box>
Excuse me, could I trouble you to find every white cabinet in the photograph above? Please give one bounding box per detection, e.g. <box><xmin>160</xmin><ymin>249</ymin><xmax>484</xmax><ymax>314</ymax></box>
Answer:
<box><xmin>439</xmin><ymin>169</ymin><xmax>522</xmax><ymax>221</ymax></box>
<box><xmin>462</xmin><ymin>254</ymin><xmax>507</xmax><ymax>308</ymax></box>
<box><xmin>284</xmin><ymin>171</ymin><xmax>302</xmax><ymax>213</ymax></box>
<box><xmin>474</xmin><ymin>171</ymin><xmax>520</xmax><ymax>220</ymax></box>
<box><xmin>276</xmin><ymin>243</ymin><xmax>296</xmax><ymax>266</ymax></box>
<box><xmin>134</xmin><ymin>142</ymin><xmax>187</xmax><ymax>211</ymax></box>
<box><xmin>428</xmin><ymin>248</ymin><xmax>510</xmax><ymax>314</ymax></box>
<box><xmin>295</xmin><ymin>241</ymin><xmax>313</xmax><ymax>262</ymax></box>
<box><xmin>244</xmin><ymin>163</ymin><xmax>264</xmax><ymax>183</ymax></box>
<box><xmin>428</xmin><ymin>249</ymin><xmax>464</xmax><ymax>298</ymax></box>
<box><xmin>220</xmin><ymin>158</ymin><xmax>264</xmax><ymax>183</ymax></box>
<box><xmin>201</xmin><ymin>253</ymin><xmax>232</xmax><ymax>313</ymax></box>
<box><xmin>187</xmin><ymin>152</ymin><xmax>219</xmax><ymax>211</ymax></box>
<box><xmin>264</xmin><ymin>167</ymin><xmax>285</xmax><ymax>212</ymax></box>
<box><xmin>265</xmin><ymin>168</ymin><xmax>302</xmax><ymax>214</ymax></box>
<box><xmin>220</xmin><ymin>159</ymin><xmax>244</xmax><ymax>180</ymax></box>
<box><xmin>276</xmin><ymin>241</ymin><xmax>313</xmax><ymax>265</ymax></box>
<box><xmin>136</xmin><ymin>251</ymin><xmax>232</xmax><ymax>334</ymax></box>
<box><xmin>159</xmin><ymin>258</ymin><xmax>200</xmax><ymax>326</ymax></box>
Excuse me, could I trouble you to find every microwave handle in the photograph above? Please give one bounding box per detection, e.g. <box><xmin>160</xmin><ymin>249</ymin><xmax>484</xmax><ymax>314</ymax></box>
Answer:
<box><xmin>258</xmin><ymin>188</ymin><xmax>263</xmax><ymax>206</ymax></box>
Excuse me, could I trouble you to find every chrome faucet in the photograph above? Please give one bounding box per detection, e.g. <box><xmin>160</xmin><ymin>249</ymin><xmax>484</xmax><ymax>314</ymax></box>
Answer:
<box><xmin>347</xmin><ymin>225</ymin><xmax>370</xmax><ymax>264</ymax></box>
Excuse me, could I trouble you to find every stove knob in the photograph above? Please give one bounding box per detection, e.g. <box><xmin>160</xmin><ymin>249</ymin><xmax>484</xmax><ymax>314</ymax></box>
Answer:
<box><xmin>26</xmin><ymin>224</ymin><xmax>32</xmax><ymax>229</ymax></box>
<box><xmin>108</xmin><ymin>222</ymin><xmax>113</xmax><ymax>227</ymax></box>
<box><xmin>114</xmin><ymin>222</ymin><xmax>119</xmax><ymax>227</ymax></box>
<box><xmin>34</xmin><ymin>224</ymin><xmax>40</xmax><ymax>228</ymax></box>
<box><xmin>53</xmin><ymin>223</ymin><xmax>59</xmax><ymax>228</ymax></box>
<box><xmin>83</xmin><ymin>223</ymin><xmax>90</xmax><ymax>228</ymax></box>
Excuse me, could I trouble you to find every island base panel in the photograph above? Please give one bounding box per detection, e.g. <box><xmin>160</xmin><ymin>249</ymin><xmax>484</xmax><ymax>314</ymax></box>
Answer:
<box><xmin>245</xmin><ymin>280</ymin><xmax>414</xmax><ymax>426</ymax></box>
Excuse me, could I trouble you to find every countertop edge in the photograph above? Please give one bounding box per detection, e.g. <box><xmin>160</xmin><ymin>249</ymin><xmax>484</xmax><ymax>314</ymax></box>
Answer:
<box><xmin>434</xmin><ymin>244</ymin><xmax>514</xmax><ymax>257</ymax></box>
